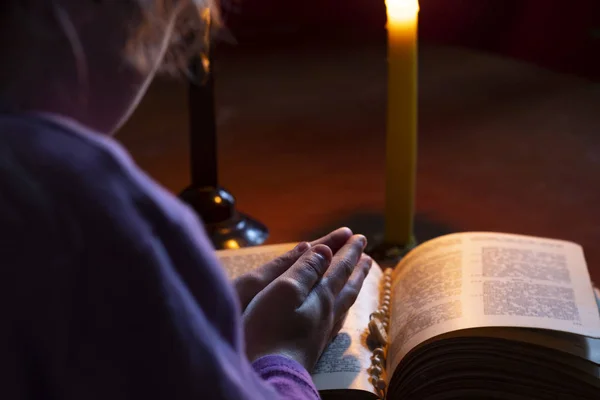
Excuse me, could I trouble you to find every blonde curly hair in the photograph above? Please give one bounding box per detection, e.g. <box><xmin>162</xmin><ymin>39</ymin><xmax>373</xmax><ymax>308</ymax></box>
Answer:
<box><xmin>128</xmin><ymin>0</ymin><xmax>219</xmax><ymax>75</ymax></box>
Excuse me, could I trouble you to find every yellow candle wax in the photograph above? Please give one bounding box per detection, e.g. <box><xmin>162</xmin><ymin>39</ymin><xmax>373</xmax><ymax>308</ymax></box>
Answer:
<box><xmin>384</xmin><ymin>0</ymin><xmax>419</xmax><ymax>245</ymax></box>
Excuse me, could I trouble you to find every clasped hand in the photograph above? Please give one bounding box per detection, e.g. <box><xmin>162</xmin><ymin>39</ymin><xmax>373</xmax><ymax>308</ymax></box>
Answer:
<box><xmin>232</xmin><ymin>228</ymin><xmax>372</xmax><ymax>370</ymax></box>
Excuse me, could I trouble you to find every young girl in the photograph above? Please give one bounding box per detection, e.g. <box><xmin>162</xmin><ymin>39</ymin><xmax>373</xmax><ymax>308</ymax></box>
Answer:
<box><xmin>0</xmin><ymin>1</ymin><xmax>372</xmax><ymax>399</ymax></box>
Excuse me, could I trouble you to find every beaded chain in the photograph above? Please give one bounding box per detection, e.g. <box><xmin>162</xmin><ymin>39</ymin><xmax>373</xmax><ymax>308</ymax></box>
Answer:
<box><xmin>368</xmin><ymin>268</ymin><xmax>393</xmax><ymax>398</ymax></box>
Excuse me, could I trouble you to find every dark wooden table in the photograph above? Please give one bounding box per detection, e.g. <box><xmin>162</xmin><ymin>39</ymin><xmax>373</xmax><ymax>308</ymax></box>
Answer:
<box><xmin>118</xmin><ymin>43</ymin><xmax>600</xmax><ymax>282</ymax></box>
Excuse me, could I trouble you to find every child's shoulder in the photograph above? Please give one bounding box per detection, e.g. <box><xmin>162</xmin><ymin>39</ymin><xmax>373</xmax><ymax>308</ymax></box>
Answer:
<box><xmin>0</xmin><ymin>113</ymin><xmax>192</xmax><ymax>251</ymax></box>
<box><xmin>0</xmin><ymin>113</ymin><xmax>145</xmax><ymax>198</ymax></box>
<box><xmin>0</xmin><ymin>114</ymin><xmax>133</xmax><ymax>177</ymax></box>
<box><xmin>0</xmin><ymin>114</ymin><xmax>143</xmax><ymax>244</ymax></box>
<box><xmin>0</xmin><ymin>115</ymin><xmax>93</xmax><ymax>265</ymax></box>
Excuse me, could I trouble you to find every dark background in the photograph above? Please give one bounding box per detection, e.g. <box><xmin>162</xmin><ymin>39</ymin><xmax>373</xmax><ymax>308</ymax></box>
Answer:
<box><xmin>121</xmin><ymin>0</ymin><xmax>600</xmax><ymax>281</ymax></box>
<box><xmin>220</xmin><ymin>0</ymin><xmax>600</xmax><ymax>79</ymax></box>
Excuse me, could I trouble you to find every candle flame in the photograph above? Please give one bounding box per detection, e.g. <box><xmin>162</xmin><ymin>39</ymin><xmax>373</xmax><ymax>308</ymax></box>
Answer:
<box><xmin>385</xmin><ymin>0</ymin><xmax>419</xmax><ymax>23</ymax></box>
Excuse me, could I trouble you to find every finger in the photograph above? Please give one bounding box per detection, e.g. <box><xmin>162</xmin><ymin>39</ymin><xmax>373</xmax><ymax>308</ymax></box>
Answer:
<box><xmin>332</xmin><ymin>253</ymin><xmax>372</xmax><ymax>323</ymax></box>
<box><xmin>234</xmin><ymin>242</ymin><xmax>310</xmax><ymax>309</ymax></box>
<box><xmin>321</xmin><ymin>235</ymin><xmax>367</xmax><ymax>296</ymax></box>
<box><xmin>329</xmin><ymin>311</ymin><xmax>348</xmax><ymax>342</ymax></box>
<box><xmin>280</xmin><ymin>244</ymin><xmax>333</xmax><ymax>301</ymax></box>
<box><xmin>248</xmin><ymin>242</ymin><xmax>311</xmax><ymax>285</ymax></box>
<box><xmin>310</xmin><ymin>227</ymin><xmax>353</xmax><ymax>255</ymax></box>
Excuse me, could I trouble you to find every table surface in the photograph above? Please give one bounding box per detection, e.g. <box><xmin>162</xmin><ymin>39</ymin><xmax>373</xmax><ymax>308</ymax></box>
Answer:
<box><xmin>118</xmin><ymin>43</ymin><xmax>600</xmax><ymax>282</ymax></box>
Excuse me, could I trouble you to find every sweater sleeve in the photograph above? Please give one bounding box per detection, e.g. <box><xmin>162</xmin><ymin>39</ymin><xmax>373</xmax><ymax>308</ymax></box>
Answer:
<box><xmin>253</xmin><ymin>356</ymin><xmax>321</xmax><ymax>400</ymax></box>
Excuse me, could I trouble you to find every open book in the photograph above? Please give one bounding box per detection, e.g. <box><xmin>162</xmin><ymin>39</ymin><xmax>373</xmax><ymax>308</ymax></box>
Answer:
<box><xmin>217</xmin><ymin>232</ymin><xmax>600</xmax><ymax>399</ymax></box>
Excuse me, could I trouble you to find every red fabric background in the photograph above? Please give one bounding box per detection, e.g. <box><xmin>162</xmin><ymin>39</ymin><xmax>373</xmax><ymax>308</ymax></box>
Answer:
<box><xmin>224</xmin><ymin>0</ymin><xmax>600</xmax><ymax>78</ymax></box>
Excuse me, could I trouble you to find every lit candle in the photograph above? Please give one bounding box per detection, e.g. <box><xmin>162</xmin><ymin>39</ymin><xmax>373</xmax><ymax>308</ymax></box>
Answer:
<box><xmin>384</xmin><ymin>0</ymin><xmax>419</xmax><ymax>246</ymax></box>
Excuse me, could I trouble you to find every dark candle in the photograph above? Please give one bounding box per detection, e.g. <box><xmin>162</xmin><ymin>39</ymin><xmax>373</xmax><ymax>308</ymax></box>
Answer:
<box><xmin>188</xmin><ymin>50</ymin><xmax>218</xmax><ymax>188</ymax></box>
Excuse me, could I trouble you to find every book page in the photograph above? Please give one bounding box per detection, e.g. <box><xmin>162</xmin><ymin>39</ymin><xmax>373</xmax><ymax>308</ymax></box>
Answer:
<box><xmin>216</xmin><ymin>243</ymin><xmax>382</xmax><ymax>394</ymax></box>
<box><xmin>217</xmin><ymin>243</ymin><xmax>297</xmax><ymax>280</ymax></box>
<box><xmin>387</xmin><ymin>232</ymin><xmax>600</xmax><ymax>373</ymax></box>
<box><xmin>437</xmin><ymin>327</ymin><xmax>600</xmax><ymax>366</ymax></box>
<box><xmin>311</xmin><ymin>263</ymin><xmax>382</xmax><ymax>393</ymax></box>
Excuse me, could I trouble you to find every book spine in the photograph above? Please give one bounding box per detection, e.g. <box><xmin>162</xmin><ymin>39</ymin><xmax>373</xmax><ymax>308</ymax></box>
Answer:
<box><xmin>368</xmin><ymin>268</ymin><xmax>393</xmax><ymax>398</ymax></box>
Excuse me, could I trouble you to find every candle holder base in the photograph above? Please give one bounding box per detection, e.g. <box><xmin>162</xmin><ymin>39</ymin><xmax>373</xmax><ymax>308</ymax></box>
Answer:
<box><xmin>366</xmin><ymin>236</ymin><xmax>418</xmax><ymax>268</ymax></box>
<box><xmin>179</xmin><ymin>186</ymin><xmax>269</xmax><ymax>250</ymax></box>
